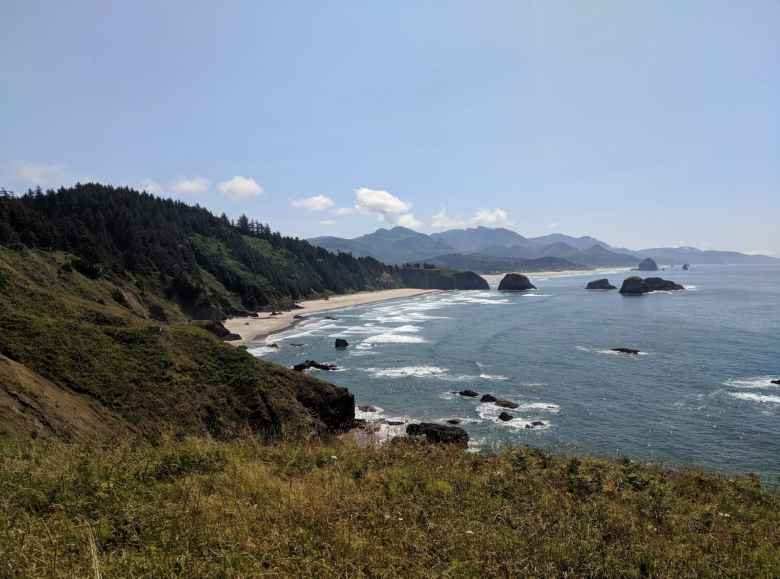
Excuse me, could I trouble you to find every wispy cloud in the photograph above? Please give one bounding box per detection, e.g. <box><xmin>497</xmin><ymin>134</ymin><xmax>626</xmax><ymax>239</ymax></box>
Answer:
<box><xmin>431</xmin><ymin>209</ymin><xmax>467</xmax><ymax>230</ymax></box>
<box><xmin>472</xmin><ymin>208</ymin><xmax>509</xmax><ymax>227</ymax></box>
<box><xmin>216</xmin><ymin>176</ymin><xmax>262</xmax><ymax>200</ymax></box>
<box><xmin>173</xmin><ymin>177</ymin><xmax>209</xmax><ymax>195</ymax></box>
<box><xmin>14</xmin><ymin>161</ymin><xmax>67</xmax><ymax>186</ymax></box>
<box><xmin>292</xmin><ymin>194</ymin><xmax>334</xmax><ymax>211</ymax></box>
<box><xmin>137</xmin><ymin>179</ymin><xmax>163</xmax><ymax>195</ymax></box>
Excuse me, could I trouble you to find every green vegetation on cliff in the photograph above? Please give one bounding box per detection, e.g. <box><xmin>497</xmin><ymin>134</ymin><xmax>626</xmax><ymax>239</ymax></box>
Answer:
<box><xmin>1</xmin><ymin>436</ymin><xmax>777</xmax><ymax>578</ymax></box>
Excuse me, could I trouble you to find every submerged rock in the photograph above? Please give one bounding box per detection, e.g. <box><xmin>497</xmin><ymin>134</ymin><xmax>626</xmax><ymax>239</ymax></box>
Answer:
<box><xmin>498</xmin><ymin>412</ymin><xmax>514</xmax><ymax>422</ymax></box>
<box><xmin>525</xmin><ymin>421</ymin><xmax>546</xmax><ymax>429</ymax></box>
<box><xmin>358</xmin><ymin>405</ymin><xmax>378</xmax><ymax>413</ymax></box>
<box><xmin>480</xmin><ymin>394</ymin><xmax>498</xmax><ymax>403</ymax></box>
<box><xmin>494</xmin><ymin>399</ymin><xmax>519</xmax><ymax>409</ymax></box>
<box><xmin>771</xmin><ymin>379</ymin><xmax>780</xmax><ymax>386</ymax></box>
<box><xmin>498</xmin><ymin>273</ymin><xmax>536</xmax><ymax>291</ymax></box>
<box><xmin>334</xmin><ymin>338</ymin><xmax>349</xmax><ymax>349</ymax></box>
<box><xmin>458</xmin><ymin>389</ymin><xmax>480</xmax><ymax>398</ymax></box>
<box><xmin>611</xmin><ymin>348</ymin><xmax>640</xmax><ymax>355</ymax></box>
<box><xmin>406</xmin><ymin>423</ymin><xmax>469</xmax><ymax>446</ymax></box>
<box><xmin>638</xmin><ymin>258</ymin><xmax>659</xmax><ymax>271</ymax></box>
<box><xmin>586</xmin><ymin>278</ymin><xmax>616</xmax><ymax>290</ymax></box>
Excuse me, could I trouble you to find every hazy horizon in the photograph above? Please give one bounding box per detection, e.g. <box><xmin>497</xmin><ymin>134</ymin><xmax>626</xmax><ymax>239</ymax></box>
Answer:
<box><xmin>3</xmin><ymin>1</ymin><xmax>778</xmax><ymax>255</ymax></box>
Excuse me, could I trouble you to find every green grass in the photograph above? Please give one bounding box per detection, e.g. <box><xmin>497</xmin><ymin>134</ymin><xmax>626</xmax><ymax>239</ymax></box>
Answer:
<box><xmin>1</xmin><ymin>436</ymin><xmax>778</xmax><ymax>578</ymax></box>
<box><xmin>0</xmin><ymin>248</ymin><xmax>352</xmax><ymax>440</ymax></box>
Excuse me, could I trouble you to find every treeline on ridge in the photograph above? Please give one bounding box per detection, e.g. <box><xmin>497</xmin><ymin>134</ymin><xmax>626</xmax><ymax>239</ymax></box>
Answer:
<box><xmin>0</xmin><ymin>184</ymin><xmax>398</xmax><ymax>318</ymax></box>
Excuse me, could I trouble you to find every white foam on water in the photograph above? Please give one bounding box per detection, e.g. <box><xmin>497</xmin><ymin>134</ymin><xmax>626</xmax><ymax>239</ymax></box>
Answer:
<box><xmin>578</xmin><ymin>346</ymin><xmax>649</xmax><ymax>357</ymax></box>
<box><xmin>476</xmin><ymin>402</ymin><xmax>553</xmax><ymax>430</ymax></box>
<box><xmin>684</xmin><ymin>285</ymin><xmax>698</xmax><ymax>290</ymax></box>
<box><xmin>723</xmin><ymin>377</ymin><xmax>780</xmax><ymax>390</ymax></box>
<box><xmin>365</xmin><ymin>366</ymin><xmax>449</xmax><ymax>379</ymax></box>
<box><xmin>516</xmin><ymin>402</ymin><xmax>560</xmax><ymax>413</ymax></box>
<box><xmin>522</xmin><ymin>293</ymin><xmax>552</xmax><ymax>297</ymax></box>
<box><xmin>479</xmin><ymin>373</ymin><xmax>509</xmax><ymax>381</ymax></box>
<box><xmin>728</xmin><ymin>392</ymin><xmax>780</xmax><ymax>405</ymax></box>
<box><xmin>355</xmin><ymin>405</ymin><xmax>385</xmax><ymax>421</ymax></box>
<box><xmin>246</xmin><ymin>345</ymin><xmax>279</xmax><ymax>357</ymax></box>
<box><xmin>439</xmin><ymin>391</ymin><xmax>456</xmax><ymax>400</ymax></box>
<box><xmin>362</xmin><ymin>333</ymin><xmax>427</xmax><ymax>345</ymax></box>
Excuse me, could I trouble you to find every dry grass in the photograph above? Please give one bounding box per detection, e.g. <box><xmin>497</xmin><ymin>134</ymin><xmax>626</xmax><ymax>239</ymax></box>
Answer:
<box><xmin>1</xmin><ymin>436</ymin><xmax>778</xmax><ymax>578</ymax></box>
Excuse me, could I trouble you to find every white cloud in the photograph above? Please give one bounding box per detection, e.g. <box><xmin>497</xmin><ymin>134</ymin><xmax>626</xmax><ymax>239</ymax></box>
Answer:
<box><xmin>355</xmin><ymin>187</ymin><xmax>410</xmax><ymax>218</ymax></box>
<box><xmin>397</xmin><ymin>213</ymin><xmax>423</xmax><ymax>229</ymax></box>
<box><xmin>173</xmin><ymin>177</ymin><xmax>209</xmax><ymax>195</ymax></box>
<box><xmin>292</xmin><ymin>194</ymin><xmax>334</xmax><ymax>211</ymax></box>
<box><xmin>431</xmin><ymin>209</ymin><xmax>467</xmax><ymax>230</ymax></box>
<box><xmin>319</xmin><ymin>219</ymin><xmax>337</xmax><ymax>225</ymax></box>
<box><xmin>15</xmin><ymin>161</ymin><xmax>67</xmax><ymax>186</ymax></box>
<box><xmin>137</xmin><ymin>179</ymin><xmax>163</xmax><ymax>195</ymax></box>
<box><xmin>216</xmin><ymin>176</ymin><xmax>262</xmax><ymax>200</ymax></box>
<box><xmin>472</xmin><ymin>208</ymin><xmax>509</xmax><ymax>227</ymax></box>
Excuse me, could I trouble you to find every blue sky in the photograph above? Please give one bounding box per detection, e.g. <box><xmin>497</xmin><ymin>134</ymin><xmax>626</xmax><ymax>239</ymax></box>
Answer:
<box><xmin>2</xmin><ymin>1</ymin><xmax>778</xmax><ymax>253</ymax></box>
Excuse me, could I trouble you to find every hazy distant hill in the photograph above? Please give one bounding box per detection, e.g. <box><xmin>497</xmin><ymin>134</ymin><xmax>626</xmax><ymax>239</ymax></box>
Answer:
<box><xmin>309</xmin><ymin>226</ymin><xmax>777</xmax><ymax>269</ymax></box>
<box><xmin>638</xmin><ymin>247</ymin><xmax>778</xmax><ymax>265</ymax></box>
<box><xmin>428</xmin><ymin>253</ymin><xmax>584</xmax><ymax>274</ymax></box>
<box><xmin>310</xmin><ymin>227</ymin><xmax>454</xmax><ymax>264</ymax></box>
<box><xmin>429</xmin><ymin>227</ymin><xmax>531</xmax><ymax>253</ymax></box>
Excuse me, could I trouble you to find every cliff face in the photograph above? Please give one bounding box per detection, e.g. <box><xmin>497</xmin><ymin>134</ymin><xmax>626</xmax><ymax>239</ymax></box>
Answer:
<box><xmin>398</xmin><ymin>268</ymin><xmax>489</xmax><ymax>290</ymax></box>
<box><xmin>0</xmin><ymin>249</ymin><xmax>354</xmax><ymax>442</ymax></box>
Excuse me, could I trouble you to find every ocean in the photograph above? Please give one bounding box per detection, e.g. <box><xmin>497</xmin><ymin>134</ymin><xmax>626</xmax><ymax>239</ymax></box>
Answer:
<box><xmin>252</xmin><ymin>265</ymin><xmax>780</xmax><ymax>482</ymax></box>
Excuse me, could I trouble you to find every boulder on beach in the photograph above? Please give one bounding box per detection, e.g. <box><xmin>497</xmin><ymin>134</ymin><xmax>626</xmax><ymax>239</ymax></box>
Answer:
<box><xmin>495</xmin><ymin>399</ymin><xmax>519</xmax><ymax>409</ymax></box>
<box><xmin>586</xmin><ymin>278</ymin><xmax>616</xmax><ymax>290</ymax></box>
<box><xmin>638</xmin><ymin>258</ymin><xmax>659</xmax><ymax>271</ymax></box>
<box><xmin>498</xmin><ymin>273</ymin><xmax>536</xmax><ymax>291</ymax></box>
<box><xmin>498</xmin><ymin>412</ymin><xmax>514</xmax><ymax>422</ymax></box>
<box><xmin>458</xmin><ymin>389</ymin><xmax>480</xmax><ymax>398</ymax></box>
<box><xmin>480</xmin><ymin>394</ymin><xmax>497</xmax><ymax>403</ymax></box>
<box><xmin>335</xmin><ymin>338</ymin><xmax>349</xmax><ymax>349</ymax></box>
<box><xmin>611</xmin><ymin>348</ymin><xmax>640</xmax><ymax>355</ymax></box>
<box><xmin>406</xmin><ymin>423</ymin><xmax>469</xmax><ymax>446</ymax></box>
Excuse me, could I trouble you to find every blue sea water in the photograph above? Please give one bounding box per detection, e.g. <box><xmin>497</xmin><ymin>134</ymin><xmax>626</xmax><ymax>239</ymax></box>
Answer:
<box><xmin>253</xmin><ymin>265</ymin><xmax>780</xmax><ymax>481</ymax></box>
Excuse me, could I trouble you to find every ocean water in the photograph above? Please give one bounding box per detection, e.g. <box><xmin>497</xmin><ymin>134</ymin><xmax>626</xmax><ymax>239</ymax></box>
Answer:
<box><xmin>253</xmin><ymin>265</ymin><xmax>780</xmax><ymax>481</ymax></box>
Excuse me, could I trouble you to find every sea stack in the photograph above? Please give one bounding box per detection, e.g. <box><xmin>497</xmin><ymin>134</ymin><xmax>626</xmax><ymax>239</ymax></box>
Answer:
<box><xmin>586</xmin><ymin>279</ymin><xmax>616</xmax><ymax>290</ymax></box>
<box><xmin>498</xmin><ymin>273</ymin><xmax>536</xmax><ymax>291</ymax></box>
<box><xmin>638</xmin><ymin>258</ymin><xmax>659</xmax><ymax>271</ymax></box>
<box><xmin>620</xmin><ymin>276</ymin><xmax>684</xmax><ymax>295</ymax></box>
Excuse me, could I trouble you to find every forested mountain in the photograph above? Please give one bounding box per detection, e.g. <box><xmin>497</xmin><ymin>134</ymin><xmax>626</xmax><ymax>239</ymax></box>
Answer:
<box><xmin>0</xmin><ymin>184</ymin><xmax>399</xmax><ymax>319</ymax></box>
<box><xmin>430</xmin><ymin>227</ymin><xmax>530</xmax><ymax>253</ymax></box>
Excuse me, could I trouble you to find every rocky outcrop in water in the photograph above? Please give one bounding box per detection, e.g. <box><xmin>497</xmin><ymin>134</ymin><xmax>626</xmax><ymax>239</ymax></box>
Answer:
<box><xmin>480</xmin><ymin>394</ymin><xmax>498</xmax><ymax>403</ymax></box>
<box><xmin>525</xmin><ymin>421</ymin><xmax>545</xmax><ymax>429</ymax></box>
<box><xmin>644</xmin><ymin>277</ymin><xmax>685</xmax><ymax>291</ymax></box>
<box><xmin>620</xmin><ymin>276</ymin><xmax>684</xmax><ymax>295</ymax></box>
<box><xmin>292</xmin><ymin>360</ymin><xmax>338</xmax><ymax>372</ymax></box>
<box><xmin>494</xmin><ymin>399</ymin><xmax>519</xmax><ymax>409</ymax></box>
<box><xmin>771</xmin><ymin>379</ymin><xmax>780</xmax><ymax>386</ymax></box>
<box><xmin>458</xmin><ymin>389</ymin><xmax>480</xmax><ymax>398</ymax></box>
<box><xmin>586</xmin><ymin>278</ymin><xmax>616</xmax><ymax>290</ymax></box>
<box><xmin>335</xmin><ymin>339</ymin><xmax>349</xmax><ymax>349</ymax></box>
<box><xmin>498</xmin><ymin>412</ymin><xmax>514</xmax><ymax>422</ymax></box>
<box><xmin>358</xmin><ymin>405</ymin><xmax>378</xmax><ymax>413</ymax></box>
<box><xmin>611</xmin><ymin>348</ymin><xmax>640</xmax><ymax>355</ymax></box>
<box><xmin>406</xmin><ymin>422</ymin><xmax>469</xmax><ymax>446</ymax></box>
<box><xmin>682</xmin><ymin>264</ymin><xmax>690</xmax><ymax>270</ymax></box>
<box><xmin>498</xmin><ymin>273</ymin><xmax>536</xmax><ymax>291</ymax></box>
<box><xmin>638</xmin><ymin>258</ymin><xmax>659</xmax><ymax>271</ymax></box>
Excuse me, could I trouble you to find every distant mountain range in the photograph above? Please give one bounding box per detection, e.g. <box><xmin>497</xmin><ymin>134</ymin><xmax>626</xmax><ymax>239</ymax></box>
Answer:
<box><xmin>309</xmin><ymin>226</ymin><xmax>778</xmax><ymax>272</ymax></box>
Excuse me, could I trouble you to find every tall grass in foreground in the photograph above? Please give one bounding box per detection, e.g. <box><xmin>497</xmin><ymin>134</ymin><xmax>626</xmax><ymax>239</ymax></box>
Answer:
<box><xmin>1</xmin><ymin>436</ymin><xmax>778</xmax><ymax>578</ymax></box>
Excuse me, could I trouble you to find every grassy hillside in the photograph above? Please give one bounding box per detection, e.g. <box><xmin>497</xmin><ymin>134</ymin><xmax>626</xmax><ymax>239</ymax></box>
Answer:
<box><xmin>0</xmin><ymin>248</ymin><xmax>353</xmax><ymax>441</ymax></box>
<box><xmin>1</xmin><ymin>436</ymin><xmax>777</xmax><ymax>577</ymax></box>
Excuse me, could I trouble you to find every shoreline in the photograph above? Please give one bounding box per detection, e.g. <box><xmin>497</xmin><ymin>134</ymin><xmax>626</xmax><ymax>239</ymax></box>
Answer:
<box><xmin>224</xmin><ymin>288</ymin><xmax>438</xmax><ymax>345</ymax></box>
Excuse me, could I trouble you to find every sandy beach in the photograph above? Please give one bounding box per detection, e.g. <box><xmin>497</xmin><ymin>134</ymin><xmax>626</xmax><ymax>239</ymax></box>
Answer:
<box><xmin>224</xmin><ymin>288</ymin><xmax>437</xmax><ymax>345</ymax></box>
